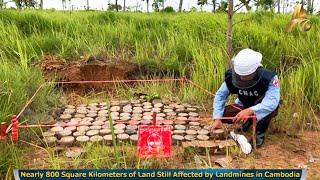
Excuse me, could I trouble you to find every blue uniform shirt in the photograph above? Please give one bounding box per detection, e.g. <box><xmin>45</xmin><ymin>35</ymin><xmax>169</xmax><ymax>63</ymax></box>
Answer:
<box><xmin>212</xmin><ymin>75</ymin><xmax>280</xmax><ymax>121</ymax></box>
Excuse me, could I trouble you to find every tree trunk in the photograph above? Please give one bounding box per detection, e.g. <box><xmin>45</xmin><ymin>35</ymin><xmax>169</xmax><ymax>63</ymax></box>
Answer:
<box><xmin>162</xmin><ymin>1</ymin><xmax>164</xmax><ymax>10</ymax></box>
<box><xmin>226</xmin><ymin>0</ymin><xmax>234</xmax><ymax>65</ymax></box>
<box><xmin>147</xmin><ymin>0</ymin><xmax>149</xmax><ymax>13</ymax></box>
<box><xmin>212</xmin><ymin>0</ymin><xmax>216</xmax><ymax>12</ymax></box>
<box><xmin>40</xmin><ymin>0</ymin><xmax>43</xmax><ymax>9</ymax></box>
<box><xmin>310</xmin><ymin>0</ymin><xmax>314</xmax><ymax>14</ymax></box>
<box><xmin>307</xmin><ymin>0</ymin><xmax>312</xmax><ymax>13</ymax></box>
<box><xmin>178</xmin><ymin>0</ymin><xmax>183</xmax><ymax>12</ymax></box>
<box><xmin>116</xmin><ymin>0</ymin><xmax>118</xmax><ymax>11</ymax></box>
<box><xmin>86</xmin><ymin>0</ymin><xmax>89</xmax><ymax>10</ymax></box>
<box><xmin>123</xmin><ymin>0</ymin><xmax>126</xmax><ymax>11</ymax></box>
<box><xmin>277</xmin><ymin>0</ymin><xmax>280</xmax><ymax>13</ymax></box>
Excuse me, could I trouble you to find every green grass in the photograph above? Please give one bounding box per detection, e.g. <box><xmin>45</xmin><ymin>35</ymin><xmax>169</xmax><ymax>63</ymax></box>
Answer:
<box><xmin>0</xmin><ymin>9</ymin><xmax>319</xmax><ymax>177</ymax></box>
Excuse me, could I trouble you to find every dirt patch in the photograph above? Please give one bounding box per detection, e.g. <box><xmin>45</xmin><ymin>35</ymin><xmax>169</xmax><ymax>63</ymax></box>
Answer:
<box><xmin>40</xmin><ymin>55</ymin><xmax>139</xmax><ymax>89</ymax></box>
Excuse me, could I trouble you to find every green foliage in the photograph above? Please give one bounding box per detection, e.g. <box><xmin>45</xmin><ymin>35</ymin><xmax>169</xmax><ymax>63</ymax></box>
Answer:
<box><xmin>161</xmin><ymin>6</ymin><xmax>175</xmax><ymax>13</ymax></box>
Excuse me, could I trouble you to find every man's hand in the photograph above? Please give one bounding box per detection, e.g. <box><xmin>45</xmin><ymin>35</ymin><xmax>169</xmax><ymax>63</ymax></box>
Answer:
<box><xmin>235</xmin><ymin>108</ymin><xmax>254</xmax><ymax>122</ymax></box>
<box><xmin>209</xmin><ymin>119</ymin><xmax>223</xmax><ymax>132</ymax></box>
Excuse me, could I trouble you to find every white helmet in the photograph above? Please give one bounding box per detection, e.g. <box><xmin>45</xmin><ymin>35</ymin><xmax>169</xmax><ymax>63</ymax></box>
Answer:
<box><xmin>232</xmin><ymin>48</ymin><xmax>262</xmax><ymax>76</ymax></box>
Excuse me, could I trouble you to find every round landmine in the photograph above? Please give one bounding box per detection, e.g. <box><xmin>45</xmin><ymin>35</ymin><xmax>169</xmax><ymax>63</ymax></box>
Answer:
<box><xmin>142</xmin><ymin>102</ymin><xmax>152</xmax><ymax>106</ymax></box>
<box><xmin>100</xmin><ymin>128</ymin><xmax>111</xmax><ymax>135</ymax></box>
<box><xmin>59</xmin><ymin>136</ymin><xmax>75</xmax><ymax>146</ymax></box>
<box><xmin>188</xmin><ymin>112</ymin><xmax>199</xmax><ymax>117</ymax></box>
<box><xmin>186</xmin><ymin>107</ymin><xmax>197</xmax><ymax>112</ymax></box>
<box><xmin>51</xmin><ymin>126</ymin><xmax>63</xmax><ymax>133</ymax></box>
<box><xmin>77</xmin><ymin>106</ymin><xmax>87</xmax><ymax>111</ymax></box>
<box><xmin>119</xmin><ymin>116</ymin><xmax>131</xmax><ymax>121</ymax></box>
<box><xmin>102</xmin><ymin>124</ymin><xmax>111</xmax><ymax>129</ymax></box>
<box><xmin>88</xmin><ymin>107</ymin><xmax>99</xmax><ymax>111</ymax></box>
<box><xmin>189</xmin><ymin>121</ymin><xmax>200</xmax><ymax>126</ymax></box>
<box><xmin>60</xmin><ymin>114</ymin><xmax>72</xmax><ymax>120</ymax></box>
<box><xmin>66</xmin><ymin>121</ymin><xmax>78</xmax><ymax>126</ymax></box>
<box><xmin>174</xmin><ymin>125</ymin><xmax>186</xmax><ymax>130</ymax></box>
<box><xmin>188</xmin><ymin>117</ymin><xmax>200</xmax><ymax>121</ymax></box>
<box><xmin>143</xmin><ymin>108</ymin><xmax>152</xmax><ymax>112</ymax></box>
<box><xmin>189</xmin><ymin>126</ymin><xmax>202</xmax><ymax>130</ymax></box>
<box><xmin>114</xmin><ymin>129</ymin><xmax>125</xmax><ymax>134</ymax></box>
<box><xmin>64</xmin><ymin>108</ymin><xmax>75</xmax><ymax>114</ymax></box>
<box><xmin>186</xmin><ymin>129</ymin><xmax>197</xmax><ymax>135</ymax></box>
<box><xmin>92</xmin><ymin>121</ymin><xmax>104</xmax><ymax>126</ymax></box>
<box><xmin>178</xmin><ymin>113</ymin><xmax>188</xmax><ymax>117</ymax></box>
<box><xmin>166</xmin><ymin>111</ymin><xmax>176</xmax><ymax>116</ymax></box>
<box><xmin>99</xmin><ymin>110</ymin><xmax>109</xmax><ymax>114</ymax></box>
<box><xmin>111</xmin><ymin>116</ymin><xmax>119</xmax><ymax>120</ymax></box>
<box><xmin>140</xmin><ymin>120</ymin><xmax>152</xmax><ymax>125</ymax></box>
<box><xmin>78</xmin><ymin>104</ymin><xmax>87</xmax><ymax>108</ymax></box>
<box><xmin>43</xmin><ymin>136</ymin><xmax>57</xmax><ymax>145</ymax></box>
<box><xmin>114</xmin><ymin>124</ymin><xmax>126</xmax><ymax>130</ymax></box>
<box><xmin>87</xmin><ymin>113</ymin><xmax>97</xmax><ymax>118</ymax></box>
<box><xmin>77</xmin><ymin>110</ymin><xmax>87</xmax><ymax>114</ymax></box>
<box><xmin>111</xmin><ymin>112</ymin><xmax>119</xmax><ymax>116</ymax></box>
<box><xmin>157</xmin><ymin>113</ymin><xmax>166</xmax><ymax>117</ymax></box>
<box><xmin>164</xmin><ymin>105</ymin><xmax>173</xmax><ymax>109</ymax></box>
<box><xmin>133</xmin><ymin>103</ymin><xmax>143</xmax><ymax>107</ymax></box>
<box><xmin>117</xmin><ymin>134</ymin><xmax>130</xmax><ymax>142</ymax></box>
<box><xmin>176</xmin><ymin>109</ymin><xmax>185</xmax><ymax>113</ymax></box>
<box><xmin>76</xmin><ymin>135</ymin><xmax>89</xmax><ymax>143</ymax></box>
<box><xmin>65</xmin><ymin>126</ymin><xmax>77</xmax><ymax>132</ymax></box>
<box><xmin>100</xmin><ymin>106</ymin><xmax>108</xmax><ymax>110</ymax></box>
<box><xmin>120</xmin><ymin>112</ymin><xmax>131</xmax><ymax>117</ymax></box>
<box><xmin>172</xmin><ymin>135</ymin><xmax>184</xmax><ymax>145</ymax></box>
<box><xmin>167</xmin><ymin>116</ymin><xmax>176</xmax><ymax>120</ymax></box>
<box><xmin>43</xmin><ymin>131</ymin><xmax>55</xmax><ymax>137</ymax></box>
<box><xmin>142</xmin><ymin>115</ymin><xmax>153</xmax><ymax>120</ymax></box>
<box><xmin>90</xmin><ymin>125</ymin><xmax>102</xmax><ymax>130</ymax></box>
<box><xmin>197</xmin><ymin>135</ymin><xmax>210</xmax><ymax>141</ymax></box>
<box><xmin>175</xmin><ymin>120</ymin><xmax>187</xmax><ymax>125</ymax></box>
<box><xmin>103</xmin><ymin>135</ymin><xmax>113</xmax><ymax>145</ymax></box>
<box><xmin>184</xmin><ymin>135</ymin><xmax>196</xmax><ymax>141</ymax></box>
<box><xmin>143</xmin><ymin>105</ymin><xmax>153</xmax><ymax>109</ymax></box>
<box><xmin>86</xmin><ymin>130</ymin><xmax>99</xmax><ymax>136</ymax></box>
<box><xmin>176</xmin><ymin>117</ymin><xmax>188</xmax><ymax>121</ymax></box>
<box><xmin>154</xmin><ymin>103</ymin><xmax>163</xmax><ymax>108</ymax></box>
<box><xmin>143</xmin><ymin>112</ymin><xmax>153</xmax><ymax>116</ymax></box>
<box><xmin>128</xmin><ymin>120</ymin><xmax>140</xmax><ymax>125</ymax></box>
<box><xmin>197</xmin><ymin>129</ymin><xmax>209</xmax><ymax>135</ymax></box>
<box><xmin>74</xmin><ymin>114</ymin><xmax>86</xmax><ymax>118</ymax></box>
<box><xmin>203</xmin><ymin>125</ymin><xmax>210</xmax><ymax>130</ymax></box>
<box><xmin>169</xmin><ymin>103</ymin><xmax>177</xmax><ymax>108</ymax></box>
<box><xmin>156</xmin><ymin>117</ymin><xmax>165</xmax><ymax>121</ymax></box>
<box><xmin>126</xmin><ymin>125</ymin><xmax>138</xmax><ymax>130</ymax></box>
<box><xmin>123</xmin><ymin>105</ymin><xmax>132</xmax><ymax>109</ymax></box>
<box><xmin>173</xmin><ymin>129</ymin><xmax>186</xmax><ymax>135</ymax></box>
<box><xmin>73</xmin><ymin>131</ymin><xmax>86</xmax><ymax>137</ymax></box>
<box><xmin>210</xmin><ymin>129</ymin><xmax>225</xmax><ymax>139</ymax></box>
<box><xmin>89</xmin><ymin>102</ymin><xmax>99</xmax><ymax>107</ymax></box>
<box><xmin>176</xmin><ymin>105</ymin><xmax>185</xmax><ymax>109</ymax></box>
<box><xmin>123</xmin><ymin>109</ymin><xmax>132</xmax><ymax>113</ymax></box>
<box><xmin>77</xmin><ymin>126</ymin><xmax>90</xmax><ymax>132</ymax></box>
<box><xmin>132</xmin><ymin>109</ymin><xmax>143</xmax><ymax>114</ymax></box>
<box><xmin>66</xmin><ymin>105</ymin><xmax>75</xmax><ymax>109</ymax></box>
<box><xmin>70</xmin><ymin>118</ymin><xmax>82</xmax><ymax>123</ymax></box>
<box><xmin>182</xmin><ymin>103</ymin><xmax>192</xmax><ymax>108</ymax></box>
<box><xmin>82</xmin><ymin>117</ymin><xmax>94</xmax><ymax>122</ymax></box>
<box><xmin>129</xmin><ymin>134</ymin><xmax>138</xmax><ymax>144</ymax></box>
<box><xmin>98</xmin><ymin>113</ymin><xmax>107</xmax><ymax>117</ymax></box>
<box><xmin>151</xmin><ymin>108</ymin><xmax>162</xmax><ymax>113</ymax></box>
<box><xmin>65</xmin><ymin>147</ymin><xmax>85</xmax><ymax>158</ymax></box>
<box><xmin>96</xmin><ymin>117</ymin><xmax>107</xmax><ymax>121</ymax></box>
<box><xmin>79</xmin><ymin>121</ymin><xmax>91</xmax><ymax>126</ymax></box>
<box><xmin>125</xmin><ymin>129</ymin><xmax>136</xmax><ymax>135</ymax></box>
<box><xmin>132</xmin><ymin>113</ymin><xmax>142</xmax><ymax>118</ymax></box>
<box><xmin>131</xmin><ymin>116</ymin><xmax>142</xmax><ymax>121</ymax></box>
<box><xmin>90</xmin><ymin>135</ymin><xmax>103</xmax><ymax>143</ymax></box>
<box><xmin>110</xmin><ymin>106</ymin><xmax>121</xmax><ymax>112</ymax></box>
<box><xmin>162</xmin><ymin>120</ymin><xmax>173</xmax><ymax>125</ymax></box>
<box><xmin>163</xmin><ymin>109</ymin><xmax>173</xmax><ymax>113</ymax></box>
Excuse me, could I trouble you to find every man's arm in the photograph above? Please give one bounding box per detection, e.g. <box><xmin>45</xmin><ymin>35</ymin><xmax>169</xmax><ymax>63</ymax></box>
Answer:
<box><xmin>212</xmin><ymin>82</ymin><xmax>231</xmax><ymax>119</ymax></box>
<box><xmin>250</xmin><ymin>75</ymin><xmax>280</xmax><ymax>121</ymax></box>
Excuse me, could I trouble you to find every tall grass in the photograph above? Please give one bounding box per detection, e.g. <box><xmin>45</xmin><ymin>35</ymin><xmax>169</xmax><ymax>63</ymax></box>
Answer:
<box><xmin>0</xmin><ymin>10</ymin><xmax>319</xmax><ymax>128</ymax></box>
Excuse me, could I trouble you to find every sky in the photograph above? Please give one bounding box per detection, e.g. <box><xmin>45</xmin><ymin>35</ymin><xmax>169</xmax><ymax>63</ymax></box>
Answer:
<box><xmin>4</xmin><ymin>0</ymin><xmax>320</xmax><ymax>13</ymax></box>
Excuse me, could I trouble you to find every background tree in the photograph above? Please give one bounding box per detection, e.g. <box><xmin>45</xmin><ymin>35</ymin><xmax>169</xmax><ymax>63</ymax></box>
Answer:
<box><xmin>178</xmin><ymin>0</ymin><xmax>183</xmax><ymax>12</ymax></box>
<box><xmin>142</xmin><ymin>0</ymin><xmax>150</xmax><ymax>13</ymax></box>
<box><xmin>123</xmin><ymin>0</ymin><xmax>126</xmax><ymax>11</ymax></box>
<box><xmin>198</xmin><ymin>0</ymin><xmax>220</xmax><ymax>12</ymax></box>
<box><xmin>116</xmin><ymin>0</ymin><xmax>118</xmax><ymax>11</ymax></box>
<box><xmin>108</xmin><ymin>3</ymin><xmax>122</xmax><ymax>11</ymax></box>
